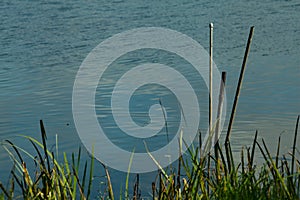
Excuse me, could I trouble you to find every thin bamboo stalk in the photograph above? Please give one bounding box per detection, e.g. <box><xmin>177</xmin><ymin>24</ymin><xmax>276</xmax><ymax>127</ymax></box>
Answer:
<box><xmin>214</xmin><ymin>71</ymin><xmax>226</xmax><ymax>144</ymax></box>
<box><xmin>214</xmin><ymin>71</ymin><xmax>226</xmax><ymax>182</ymax></box>
<box><xmin>209</xmin><ymin>23</ymin><xmax>213</xmax><ymax>133</ymax></box>
<box><xmin>225</xmin><ymin>26</ymin><xmax>255</xmax><ymax>144</ymax></box>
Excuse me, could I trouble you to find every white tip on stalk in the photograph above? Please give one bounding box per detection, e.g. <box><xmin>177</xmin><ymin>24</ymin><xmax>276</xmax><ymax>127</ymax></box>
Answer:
<box><xmin>210</xmin><ymin>23</ymin><xmax>214</xmax><ymax>28</ymax></box>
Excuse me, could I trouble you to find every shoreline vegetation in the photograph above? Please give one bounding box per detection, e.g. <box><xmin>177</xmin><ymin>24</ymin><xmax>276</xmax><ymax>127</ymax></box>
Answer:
<box><xmin>1</xmin><ymin>26</ymin><xmax>299</xmax><ymax>199</ymax></box>
<box><xmin>0</xmin><ymin>117</ymin><xmax>299</xmax><ymax>199</ymax></box>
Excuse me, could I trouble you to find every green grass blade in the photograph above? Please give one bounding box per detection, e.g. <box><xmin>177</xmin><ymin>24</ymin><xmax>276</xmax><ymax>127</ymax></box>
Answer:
<box><xmin>291</xmin><ymin>115</ymin><xmax>299</xmax><ymax>177</ymax></box>
<box><xmin>125</xmin><ymin>148</ymin><xmax>135</xmax><ymax>199</ymax></box>
<box><xmin>87</xmin><ymin>147</ymin><xmax>94</xmax><ymax>200</ymax></box>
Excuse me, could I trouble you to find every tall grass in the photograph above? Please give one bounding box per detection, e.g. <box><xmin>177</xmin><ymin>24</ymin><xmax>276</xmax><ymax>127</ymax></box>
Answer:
<box><xmin>0</xmin><ymin>117</ymin><xmax>299</xmax><ymax>199</ymax></box>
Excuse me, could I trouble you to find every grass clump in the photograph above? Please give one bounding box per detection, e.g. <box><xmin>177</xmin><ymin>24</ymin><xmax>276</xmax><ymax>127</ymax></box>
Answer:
<box><xmin>0</xmin><ymin>120</ymin><xmax>95</xmax><ymax>200</ymax></box>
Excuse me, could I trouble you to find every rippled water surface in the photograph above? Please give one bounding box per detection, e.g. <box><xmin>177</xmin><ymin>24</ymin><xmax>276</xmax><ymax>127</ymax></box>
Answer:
<box><xmin>1</xmin><ymin>0</ymin><xmax>299</xmax><ymax>197</ymax></box>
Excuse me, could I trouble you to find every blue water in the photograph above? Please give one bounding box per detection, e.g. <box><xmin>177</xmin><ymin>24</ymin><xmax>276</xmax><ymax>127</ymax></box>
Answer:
<box><xmin>1</xmin><ymin>0</ymin><xmax>299</xmax><ymax>198</ymax></box>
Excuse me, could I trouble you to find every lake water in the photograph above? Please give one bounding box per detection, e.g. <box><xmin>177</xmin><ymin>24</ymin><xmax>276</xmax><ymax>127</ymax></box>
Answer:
<box><xmin>1</xmin><ymin>0</ymin><xmax>299</xmax><ymax>198</ymax></box>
